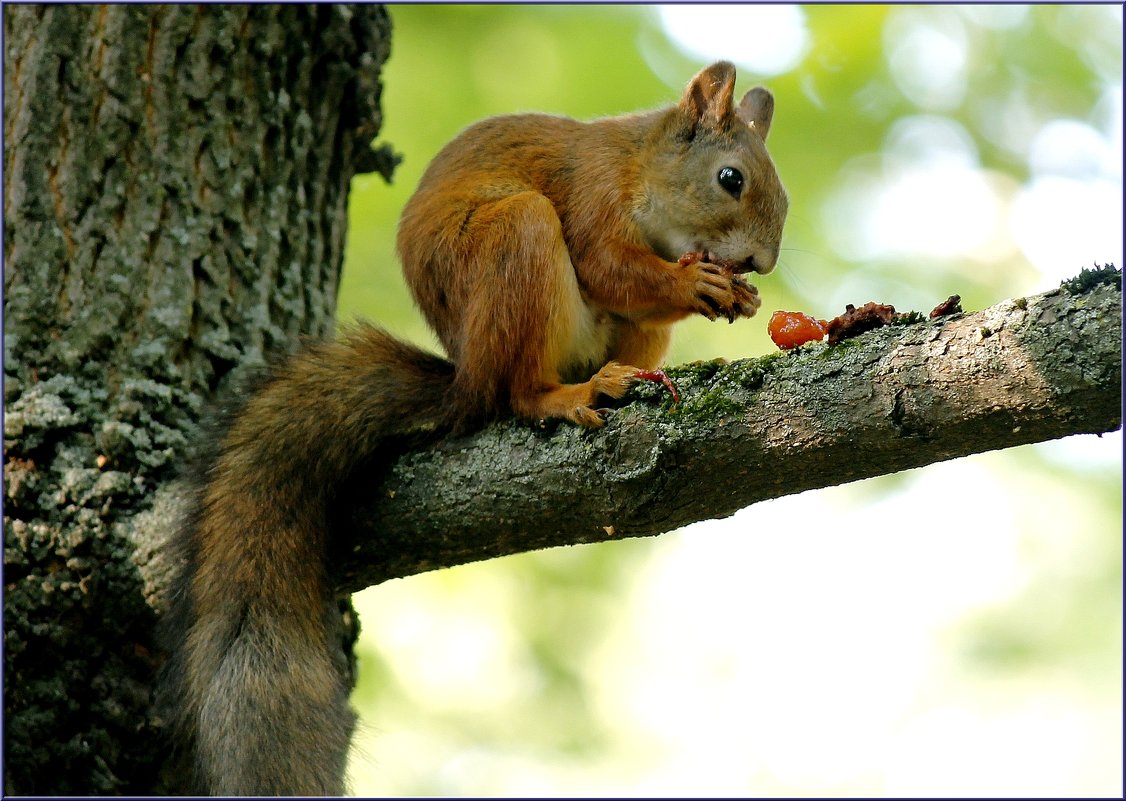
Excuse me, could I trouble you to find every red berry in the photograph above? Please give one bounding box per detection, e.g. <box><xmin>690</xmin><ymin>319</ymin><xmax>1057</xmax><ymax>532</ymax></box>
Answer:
<box><xmin>768</xmin><ymin>311</ymin><xmax>827</xmax><ymax>349</ymax></box>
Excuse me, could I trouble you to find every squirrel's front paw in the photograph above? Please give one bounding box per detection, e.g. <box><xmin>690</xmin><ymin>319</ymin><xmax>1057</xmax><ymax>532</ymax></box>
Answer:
<box><xmin>679</xmin><ymin>258</ymin><xmax>759</xmax><ymax>323</ymax></box>
<box><xmin>730</xmin><ymin>274</ymin><xmax>761</xmax><ymax>320</ymax></box>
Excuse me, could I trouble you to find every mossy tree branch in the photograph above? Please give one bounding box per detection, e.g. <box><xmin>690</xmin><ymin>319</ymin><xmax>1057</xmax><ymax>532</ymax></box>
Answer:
<box><xmin>329</xmin><ymin>275</ymin><xmax>1122</xmax><ymax>594</ymax></box>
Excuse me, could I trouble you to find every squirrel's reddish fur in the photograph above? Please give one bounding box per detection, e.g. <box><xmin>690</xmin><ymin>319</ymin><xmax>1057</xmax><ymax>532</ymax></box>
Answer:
<box><xmin>160</xmin><ymin>61</ymin><xmax>787</xmax><ymax>795</ymax></box>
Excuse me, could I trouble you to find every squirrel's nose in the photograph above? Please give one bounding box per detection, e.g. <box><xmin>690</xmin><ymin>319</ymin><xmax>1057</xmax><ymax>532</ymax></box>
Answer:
<box><xmin>748</xmin><ymin>246</ymin><xmax>778</xmax><ymax>275</ymax></box>
<box><xmin>728</xmin><ymin>249</ymin><xmax>775</xmax><ymax>275</ymax></box>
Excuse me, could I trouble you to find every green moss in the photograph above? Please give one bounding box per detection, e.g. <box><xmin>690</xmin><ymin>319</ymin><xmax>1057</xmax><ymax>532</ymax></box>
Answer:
<box><xmin>662</xmin><ymin>352</ymin><xmax>785</xmax><ymax>424</ymax></box>
<box><xmin>815</xmin><ymin>336</ymin><xmax>864</xmax><ymax>358</ymax></box>
<box><xmin>725</xmin><ymin>352</ymin><xmax>785</xmax><ymax>389</ymax></box>
<box><xmin>672</xmin><ymin>388</ymin><xmax>745</xmax><ymax>422</ymax></box>
<box><xmin>1060</xmin><ymin>263</ymin><xmax>1121</xmax><ymax>294</ymax></box>
<box><xmin>891</xmin><ymin>310</ymin><xmax>928</xmax><ymax>326</ymax></box>
<box><xmin>669</xmin><ymin>358</ymin><xmax>728</xmax><ymax>383</ymax></box>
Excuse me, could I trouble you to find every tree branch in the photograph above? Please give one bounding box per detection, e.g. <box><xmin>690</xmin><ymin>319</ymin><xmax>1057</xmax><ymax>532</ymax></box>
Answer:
<box><xmin>331</xmin><ymin>276</ymin><xmax>1122</xmax><ymax>594</ymax></box>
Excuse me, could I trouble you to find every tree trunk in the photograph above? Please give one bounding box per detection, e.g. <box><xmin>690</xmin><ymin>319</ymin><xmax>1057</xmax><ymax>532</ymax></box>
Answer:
<box><xmin>2</xmin><ymin>4</ymin><xmax>393</xmax><ymax>793</ymax></box>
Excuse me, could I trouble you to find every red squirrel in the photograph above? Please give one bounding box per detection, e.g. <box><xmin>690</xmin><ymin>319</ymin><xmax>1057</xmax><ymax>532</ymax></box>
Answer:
<box><xmin>160</xmin><ymin>61</ymin><xmax>787</xmax><ymax>795</ymax></box>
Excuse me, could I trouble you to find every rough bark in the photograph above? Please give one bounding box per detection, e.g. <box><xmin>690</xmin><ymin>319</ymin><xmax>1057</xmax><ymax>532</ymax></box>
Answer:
<box><xmin>2</xmin><ymin>5</ymin><xmax>393</xmax><ymax>794</ymax></box>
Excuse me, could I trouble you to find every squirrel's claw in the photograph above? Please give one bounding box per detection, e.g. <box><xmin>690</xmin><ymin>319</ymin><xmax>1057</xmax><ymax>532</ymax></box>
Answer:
<box><xmin>634</xmin><ymin>369</ymin><xmax>680</xmax><ymax>404</ymax></box>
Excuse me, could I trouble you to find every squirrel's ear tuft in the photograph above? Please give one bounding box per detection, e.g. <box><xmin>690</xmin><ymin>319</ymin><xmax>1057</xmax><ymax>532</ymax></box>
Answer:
<box><xmin>680</xmin><ymin>61</ymin><xmax>738</xmax><ymax>127</ymax></box>
<box><xmin>737</xmin><ymin>86</ymin><xmax>775</xmax><ymax>140</ymax></box>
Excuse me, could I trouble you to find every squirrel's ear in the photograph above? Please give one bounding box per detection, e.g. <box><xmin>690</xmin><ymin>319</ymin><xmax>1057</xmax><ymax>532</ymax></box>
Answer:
<box><xmin>737</xmin><ymin>86</ymin><xmax>775</xmax><ymax>140</ymax></box>
<box><xmin>680</xmin><ymin>61</ymin><xmax>738</xmax><ymax>127</ymax></box>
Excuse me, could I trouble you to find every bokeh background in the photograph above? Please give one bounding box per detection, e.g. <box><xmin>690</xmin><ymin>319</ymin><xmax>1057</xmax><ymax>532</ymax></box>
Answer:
<box><xmin>339</xmin><ymin>5</ymin><xmax>1122</xmax><ymax>795</ymax></box>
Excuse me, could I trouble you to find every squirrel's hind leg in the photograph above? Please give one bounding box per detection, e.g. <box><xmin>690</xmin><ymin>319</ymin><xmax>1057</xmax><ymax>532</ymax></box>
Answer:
<box><xmin>450</xmin><ymin>191</ymin><xmax>649</xmax><ymax>427</ymax></box>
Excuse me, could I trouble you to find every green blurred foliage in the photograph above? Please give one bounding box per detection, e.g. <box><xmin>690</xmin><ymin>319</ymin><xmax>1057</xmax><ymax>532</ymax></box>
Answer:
<box><xmin>340</xmin><ymin>5</ymin><xmax>1121</xmax><ymax>795</ymax></box>
<box><xmin>341</xmin><ymin>4</ymin><xmax>1118</xmax><ymax>359</ymax></box>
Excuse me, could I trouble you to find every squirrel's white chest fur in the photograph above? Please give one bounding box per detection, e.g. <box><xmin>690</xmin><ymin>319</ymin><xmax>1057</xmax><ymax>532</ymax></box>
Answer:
<box><xmin>561</xmin><ymin>296</ymin><xmax>614</xmax><ymax>383</ymax></box>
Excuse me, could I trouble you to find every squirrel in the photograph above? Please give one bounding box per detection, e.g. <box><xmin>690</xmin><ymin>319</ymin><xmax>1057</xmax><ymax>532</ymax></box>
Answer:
<box><xmin>158</xmin><ymin>60</ymin><xmax>787</xmax><ymax>795</ymax></box>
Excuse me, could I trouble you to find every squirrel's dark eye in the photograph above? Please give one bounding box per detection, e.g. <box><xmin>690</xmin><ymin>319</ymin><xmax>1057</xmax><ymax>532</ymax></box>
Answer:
<box><xmin>717</xmin><ymin>166</ymin><xmax>744</xmax><ymax>198</ymax></box>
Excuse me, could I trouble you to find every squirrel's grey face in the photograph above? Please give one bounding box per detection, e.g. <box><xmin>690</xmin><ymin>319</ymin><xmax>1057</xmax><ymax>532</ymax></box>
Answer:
<box><xmin>639</xmin><ymin>76</ymin><xmax>788</xmax><ymax>272</ymax></box>
<box><xmin>637</xmin><ymin>107</ymin><xmax>788</xmax><ymax>275</ymax></box>
<box><xmin>693</xmin><ymin>131</ymin><xmax>788</xmax><ymax>274</ymax></box>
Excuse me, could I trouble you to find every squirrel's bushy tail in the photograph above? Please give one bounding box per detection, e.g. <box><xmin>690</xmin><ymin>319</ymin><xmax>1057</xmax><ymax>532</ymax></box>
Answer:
<box><xmin>159</xmin><ymin>325</ymin><xmax>456</xmax><ymax>795</ymax></box>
